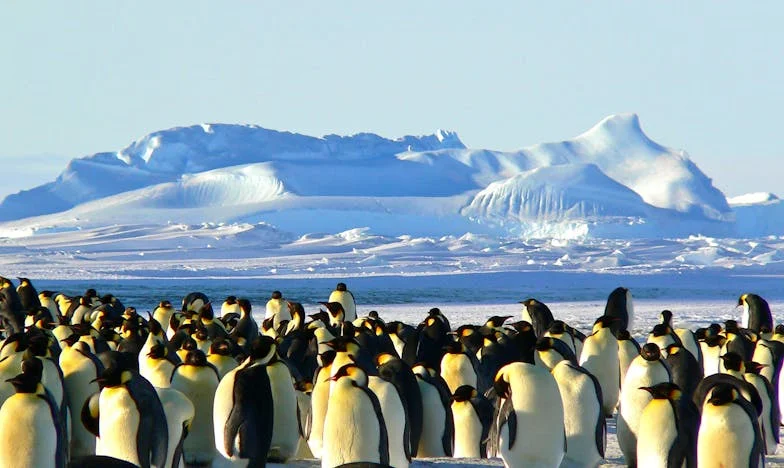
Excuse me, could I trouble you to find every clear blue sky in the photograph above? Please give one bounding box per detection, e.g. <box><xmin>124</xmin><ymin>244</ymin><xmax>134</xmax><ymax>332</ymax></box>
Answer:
<box><xmin>1</xmin><ymin>1</ymin><xmax>782</xmax><ymax>199</ymax></box>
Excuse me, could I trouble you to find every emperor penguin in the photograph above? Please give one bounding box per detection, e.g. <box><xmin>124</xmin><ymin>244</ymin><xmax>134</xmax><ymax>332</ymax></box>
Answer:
<box><xmin>152</xmin><ymin>301</ymin><xmax>176</xmax><ymax>336</ymax></box>
<box><xmin>743</xmin><ymin>361</ymin><xmax>779</xmax><ymax>455</ymax></box>
<box><xmin>411</xmin><ymin>363</ymin><xmax>454</xmax><ymax>457</ymax></box>
<box><xmin>551</xmin><ymin>360</ymin><xmax>605</xmax><ymax>468</ymax></box>
<box><xmin>153</xmin><ymin>386</ymin><xmax>195</xmax><ymax>468</ymax></box>
<box><xmin>617</xmin><ymin>343</ymin><xmax>672</xmax><ymax>467</ymax></box>
<box><xmin>519</xmin><ymin>298</ymin><xmax>554</xmax><ymax>337</ymax></box>
<box><xmin>451</xmin><ymin>385</ymin><xmax>493</xmax><ymax>459</ymax></box>
<box><xmin>738</xmin><ymin>293</ymin><xmax>773</xmax><ymax>333</ymax></box>
<box><xmin>617</xmin><ymin>329</ymin><xmax>641</xmax><ymax>387</ymax></box>
<box><xmin>16</xmin><ymin>277</ymin><xmax>40</xmax><ymax>311</ymax></box>
<box><xmin>604</xmin><ymin>286</ymin><xmax>634</xmax><ymax>335</ymax></box>
<box><xmin>140</xmin><ymin>344</ymin><xmax>177</xmax><ymax>388</ymax></box>
<box><xmin>322</xmin><ymin>363</ymin><xmax>389</xmax><ymax>468</ymax></box>
<box><xmin>0</xmin><ymin>277</ymin><xmax>25</xmax><ymax>334</ymax></box>
<box><xmin>752</xmin><ymin>338</ymin><xmax>784</xmax><ymax>390</ymax></box>
<box><xmin>60</xmin><ymin>339</ymin><xmax>103</xmax><ymax>458</ymax></box>
<box><xmin>265</xmin><ymin>291</ymin><xmax>291</xmax><ymax>329</ymax></box>
<box><xmin>697</xmin><ymin>384</ymin><xmax>764</xmax><ymax>467</ymax></box>
<box><xmin>579</xmin><ymin>315</ymin><xmax>621</xmax><ymax>416</ymax></box>
<box><xmin>440</xmin><ymin>340</ymin><xmax>479</xmax><ymax>393</ymax></box>
<box><xmin>206</xmin><ymin>340</ymin><xmax>239</xmax><ymax>379</ymax></box>
<box><xmin>214</xmin><ymin>337</ymin><xmax>275</xmax><ymax>467</ymax></box>
<box><xmin>83</xmin><ymin>355</ymin><xmax>168</xmax><ymax>468</ymax></box>
<box><xmin>38</xmin><ymin>290</ymin><xmax>61</xmax><ymax>322</ymax></box>
<box><xmin>376</xmin><ymin>353</ymin><xmax>423</xmax><ymax>458</ymax></box>
<box><xmin>544</xmin><ymin>320</ymin><xmax>582</xmax><ymax>356</ymax></box>
<box><xmin>636</xmin><ymin>382</ymin><xmax>699</xmax><ymax>468</ymax></box>
<box><xmin>307</xmin><ymin>349</ymin><xmax>337</xmax><ymax>459</ymax></box>
<box><xmin>169</xmin><ymin>350</ymin><xmax>220</xmax><ymax>466</ymax></box>
<box><xmin>328</xmin><ymin>282</ymin><xmax>357</xmax><ymax>323</ymax></box>
<box><xmin>229</xmin><ymin>298</ymin><xmax>258</xmax><ymax>352</ymax></box>
<box><xmin>664</xmin><ymin>343</ymin><xmax>702</xmax><ymax>400</ymax></box>
<box><xmin>490</xmin><ymin>361</ymin><xmax>565</xmax><ymax>467</ymax></box>
<box><xmin>220</xmin><ymin>296</ymin><xmax>240</xmax><ymax>319</ymax></box>
<box><xmin>265</xmin><ymin>350</ymin><xmax>300</xmax><ymax>462</ymax></box>
<box><xmin>181</xmin><ymin>291</ymin><xmax>209</xmax><ymax>314</ymax></box>
<box><xmin>0</xmin><ymin>358</ymin><xmax>66</xmax><ymax>468</ymax></box>
<box><xmin>368</xmin><ymin>372</ymin><xmax>412</xmax><ymax>468</ymax></box>
<box><xmin>699</xmin><ymin>333</ymin><xmax>726</xmax><ymax>377</ymax></box>
<box><xmin>534</xmin><ymin>336</ymin><xmax>577</xmax><ymax>370</ymax></box>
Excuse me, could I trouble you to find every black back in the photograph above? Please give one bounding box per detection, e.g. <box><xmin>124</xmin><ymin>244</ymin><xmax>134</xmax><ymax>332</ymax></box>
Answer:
<box><xmin>224</xmin><ymin>364</ymin><xmax>275</xmax><ymax>466</ymax></box>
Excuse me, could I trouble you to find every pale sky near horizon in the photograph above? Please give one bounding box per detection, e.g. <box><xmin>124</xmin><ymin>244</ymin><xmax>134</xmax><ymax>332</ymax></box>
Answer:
<box><xmin>1</xmin><ymin>2</ymin><xmax>782</xmax><ymax>200</ymax></box>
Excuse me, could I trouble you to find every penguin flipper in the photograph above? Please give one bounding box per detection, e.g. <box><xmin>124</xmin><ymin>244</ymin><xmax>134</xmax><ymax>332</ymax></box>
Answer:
<box><xmin>225</xmin><ymin>365</ymin><xmax>274</xmax><ymax>462</ymax></box>
<box><xmin>127</xmin><ymin>376</ymin><xmax>168</xmax><ymax>468</ymax></box>
<box><xmin>80</xmin><ymin>391</ymin><xmax>101</xmax><ymax>437</ymax></box>
<box><xmin>355</xmin><ymin>382</ymin><xmax>390</xmax><ymax>466</ymax></box>
<box><xmin>39</xmin><ymin>390</ymin><xmax>67</xmax><ymax>468</ymax></box>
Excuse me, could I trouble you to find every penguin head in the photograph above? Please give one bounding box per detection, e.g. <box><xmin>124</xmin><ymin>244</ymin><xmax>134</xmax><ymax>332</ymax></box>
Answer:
<box><xmin>237</xmin><ymin>298</ymin><xmax>252</xmax><ymax>314</ymax></box>
<box><xmin>535</xmin><ymin>337</ymin><xmax>556</xmax><ymax>351</ymax></box>
<box><xmin>493</xmin><ymin>371</ymin><xmax>512</xmax><ymax>399</ymax></box>
<box><xmin>650</xmin><ymin>324</ymin><xmax>669</xmax><ymax>338</ymax></box>
<box><xmin>744</xmin><ymin>361</ymin><xmax>767</xmax><ymax>375</ymax></box>
<box><xmin>640</xmin><ymin>343</ymin><xmax>661</xmax><ymax>361</ymax></box>
<box><xmin>147</xmin><ymin>343</ymin><xmax>167</xmax><ymax>359</ymax></box>
<box><xmin>287</xmin><ymin>302</ymin><xmax>305</xmax><ymax>320</ymax></box>
<box><xmin>184</xmin><ymin>350</ymin><xmax>208</xmax><ymax>367</ymax></box>
<box><xmin>224</xmin><ymin>296</ymin><xmax>237</xmax><ymax>306</ymax></box>
<box><xmin>548</xmin><ymin>320</ymin><xmax>566</xmax><ymax>335</ymax></box>
<box><xmin>270</xmin><ymin>290</ymin><xmax>283</xmax><ymax>300</ymax></box>
<box><xmin>320</xmin><ymin>302</ymin><xmax>345</xmax><ymax>319</ymax></box>
<box><xmin>452</xmin><ymin>384</ymin><xmax>478</xmax><ymax>402</ymax></box>
<box><xmin>198</xmin><ymin>303</ymin><xmax>215</xmax><ymax>322</ymax></box>
<box><xmin>324</xmin><ymin>336</ymin><xmax>360</xmax><ymax>355</ymax></box>
<box><xmin>707</xmin><ymin>384</ymin><xmax>739</xmax><ymax>407</ymax></box>
<box><xmin>659</xmin><ymin>310</ymin><xmax>673</xmax><ymax>327</ymax></box>
<box><xmin>60</xmin><ymin>333</ymin><xmax>80</xmax><ymax>348</ymax></box>
<box><xmin>209</xmin><ymin>339</ymin><xmax>233</xmax><ymax>356</ymax></box>
<box><xmin>368</xmin><ymin>310</ymin><xmax>380</xmax><ymax>320</ymax></box>
<box><xmin>616</xmin><ymin>329</ymin><xmax>632</xmax><ymax>341</ymax></box>
<box><xmin>248</xmin><ymin>336</ymin><xmax>277</xmax><ymax>363</ymax></box>
<box><xmin>330</xmin><ymin>363</ymin><xmax>367</xmax><ymax>386</ymax></box>
<box><xmin>158</xmin><ymin>300</ymin><xmax>173</xmax><ymax>309</ymax></box>
<box><xmin>737</xmin><ymin>294</ymin><xmax>747</xmax><ymax>307</ymax></box>
<box><xmin>664</xmin><ymin>343</ymin><xmax>683</xmax><ymax>356</ymax></box>
<box><xmin>455</xmin><ymin>324</ymin><xmax>478</xmax><ymax>337</ymax></box>
<box><xmin>640</xmin><ymin>382</ymin><xmax>682</xmax><ymax>401</ymax></box>
<box><xmin>509</xmin><ymin>321</ymin><xmax>534</xmax><ymax>335</ymax></box>
<box><xmin>319</xmin><ymin>350</ymin><xmax>337</xmax><ymax>368</ymax></box>
<box><xmin>148</xmin><ymin>318</ymin><xmax>163</xmax><ymax>336</ymax></box>
<box><xmin>181</xmin><ymin>337</ymin><xmax>198</xmax><ymax>352</ymax></box>
<box><xmin>720</xmin><ymin>352</ymin><xmax>744</xmax><ymax>372</ymax></box>
<box><xmin>724</xmin><ymin>320</ymin><xmax>740</xmax><ymax>335</ymax></box>
<box><xmin>443</xmin><ymin>340</ymin><xmax>464</xmax><ymax>354</ymax></box>
<box><xmin>2</xmin><ymin>333</ymin><xmax>29</xmax><ymax>354</ymax></box>
<box><xmin>774</xmin><ymin>324</ymin><xmax>784</xmax><ymax>336</ymax></box>
<box><xmin>7</xmin><ymin>358</ymin><xmax>43</xmax><ymax>394</ymax></box>
<box><xmin>96</xmin><ymin>363</ymin><xmax>133</xmax><ymax>388</ymax></box>
<box><xmin>486</xmin><ymin>315</ymin><xmax>512</xmax><ymax>328</ymax></box>
<box><xmin>592</xmin><ymin>315</ymin><xmax>619</xmax><ymax>333</ymax></box>
<box><xmin>335</xmin><ymin>283</ymin><xmax>347</xmax><ymax>292</ymax></box>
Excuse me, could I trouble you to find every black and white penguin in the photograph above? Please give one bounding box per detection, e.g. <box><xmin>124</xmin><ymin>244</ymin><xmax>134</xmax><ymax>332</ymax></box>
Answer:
<box><xmin>617</xmin><ymin>329</ymin><xmax>641</xmax><ymax>387</ymax></box>
<box><xmin>697</xmin><ymin>384</ymin><xmax>764</xmax><ymax>467</ymax></box>
<box><xmin>59</xmin><ymin>339</ymin><xmax>103</xmax><ymax>458</ymax></box>
<box><xmin>229</xmin><ymin>298</ymin><xmax>258</xmax><ymax>353</ymax></box>
<box><xmin>265</xmin><ymin>350</ymin><xmax>300</xmax><ymax>463</ymax></box>
<box><xmin>450</xmin><ymin>384</ymin><xmax>493</xmax><ymax>458</ymax></box>
<box><xmin>411</xmin><ymin>363</ymin><xmax>453</xmax><ymax>458</ymax></box>
<box><xmin>154</xmin><ymin>386</ymin><xmax>195</xmax><ymax>468</ymax></box>
<box><xmin>440</xmin><ymin>340</ymin><xmax>479</xmax><ymax>393</ymax></box>
<box><xmin>140</xmin><ymin>343</ymin><xmax>177</xmax><ymax>388</ymax></box>
<box><xmin>328</xmin><ymin>282</ymin><xmax>357</xmax><ymax>322</ymax></box>
<box><xmin>181</xmin><ymin>291</ymin><xmax>209</xmax><ymax>314</ymax></box>
<box><xmin>265</xmin><ymin>291</ymin><xmax>291</xmax><ymax>329</ymax></box>
<box><xmin>368</xmin><ymin>372</ymin><xmax>411</xmax><ymax>468</ymax></box>
<box><xmin>206</xmin><ymin>340</ymin><xmax>239</xmax><ymax>379</ymax></box>
<box><xmin>214</xmin><ymin>336</ymin><xmax>276</xmax><ymax>467</ymax></box>
<box><xmin>490</xmin><ymin>361</ymin><xmax>565</xmax><ymax>466</ymax></box>
<box><xmin>604</xmin><ymin>286</ymin><xmax>634</xmax><ymax>335</ymax></box>
<box><xmin>519</xmin><ymin>298</ymin><xmax>554</xmax><ymax>337</ymax></box>
<box><xmin>408</xmin><ymin>313</ymin><xmax>451</xmax><ymax>372</ymax></box>
<box><xmin>0</xmin><ymin>358</ymin><xmax>66</xmax><ymax>468</ymax></box>
<box><xmin>579</xmin><ymin>315</ymin><xmax>621</xmax><ymax>416</ymax></box>
<box><xmin>322</xmin><ymin>363</ymin><xmax>389</xmax><ymax>468</ymax></box>
<box><xmin>220</xmin><ymin>295</ymin><xmax>240</xmax><ymax>319</ymax></box>
<box><xmin>551</xmin><ymin>359</ymin><xmax>605</xmax><ymax>467</ymax></box>
<box><xmin>16</xmin><ymin>277</ymin><xmax>40</xmax><ymax>311</ymax></box>
<box><xmin>152</xmin><ymin>301</ymin><xmax>176</xmax><ymax>337</ymax></box>
<box><xmin>637</xmin><ymin>382</ymin><xmax>699</xmax><ymax>468</ymax></box>
<box><xmin>664</xmin><ymin>342</ymin><xmax>703</xmax><ymax>400</ymax></box>
<box><xmin>0</xmin><ymin>277</ymin><xmax>25</xmax><ymax>334</ymax></box>
<box><xmin>534</xmin><ymin>336</ymin><xmax>578</xmax><ymax>370</ymax></box>
<box><xmin>744</xmin><ymin>361</ymin><xmax>779</xmax><ymax>455</ymax></box>
<box><xmin>617</xmin><ymin>343</ymin><xmax>672</xmax><ymax>467</ymax></box>
<box><xmin>83</xmin><ymin>355</ymin><xmax>168</xmax><ymax>468</ymax></box>
<box><xmin>376</xmin><ymin>353</ymin><xmax>423</xmax><ymax>458</ymax></box>
<box><xmin>738</xmin><ymin>293</ymin><xmax>773</xmax><ymax>333</ymax></box>
<box><xmin>169</xmin><ymin>349</ymin><xmax>220</xmax><ymax>466</ymax></box>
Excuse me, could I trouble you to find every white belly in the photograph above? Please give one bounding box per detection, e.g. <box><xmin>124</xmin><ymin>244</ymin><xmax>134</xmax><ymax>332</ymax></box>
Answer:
<box><xmin>369</xmin><ymin>376</ymin><xmax>409</xmax><ymax>468</ymax></box>
<box><xmin>636</xmin><ymin>399</ymin><xmax>677</xmax><ymax>468</ymax></box>
<box><xmin>170</xmin><ymin>367</ymin><xmax>219</xmax><ymax>464</ymax></box>
<box><xmin>440</xmin><ymin>354</ymin><xmax>477</xmax><ymax>393</ymax></box>
<box><xmin>452</xmin><ymin>401</ymin><xmax>482</xmax><ymax>458</ymax></box>
<box><xmin>97</xmin><ymin>387</ymin><xmax>141</xmax><ymax>466</ymax></box>
<box><xmin>416</xmin><ymin>379</ymin><xmax>447</xmax><ymax>457</ymax></box>
<box><xmin>698</xmin><ymin>403</ymin><xmax>758</xmax><ymax>468</ymax></box>
<box><xmin>0</xmin><ymin>394</ymin><xmax>57</xmax><ymax>468</ymax></box>
<box><xmin>268</xmin><ymin>362</ymin><xmax>299</xmax><ymax>462</ymax></box>
<box><xmin>579</xmin><ymin>331</ymin><xmax>620</xmax><ymax>416</ymax></box>
<box><xmin>322</xmin><ymin>382</ymin><xmax>382</xmax><ymax>467</ymax></box>
<box><xmin>552</xmin><ymin>362</ymin><xmax>603</xmax><ymax>466</ymax></box>
<box><xmin>60</xmin><ymin>352</ymin><xmax>100</xmax><ymax>457</ymax></box>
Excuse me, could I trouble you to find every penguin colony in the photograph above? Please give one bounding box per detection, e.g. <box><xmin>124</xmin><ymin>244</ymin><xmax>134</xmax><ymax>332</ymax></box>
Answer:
<box><xmin>0</xmin><ymin>276</ymin><xmax>780</xmax><ymax>467</ymax></box>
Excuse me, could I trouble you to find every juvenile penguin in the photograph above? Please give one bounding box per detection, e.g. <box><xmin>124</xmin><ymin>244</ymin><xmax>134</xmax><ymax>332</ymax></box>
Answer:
<box><xmin>169</xmin><ymin>350</ymin><xmax>220</xmax><ymax>466</ymax></box>
<box><xmin>738</xmin><ymin>293</ymin><xmax>773</xmax><ymax>333</ymax></box>
<box><xmin>328</xmin><ymin>283</ymin><xmax>357</xmax><ymax>322</ymax></box>
<box><xmin>579</xmin><ymin>315</ymin><xmax>621</xmax><ymax>416</ymax></box>
<box><xmin>322</xmin><ymin>364</ymin><xmax>389</xmax><ymax>468</ymax></box>
<box><xmin>450</xmin><ymin>384</ymin><xmax>493</xmax><ymax>459</ymax></box>
<box><xmin>697</xmin><ymin>384</ymin><xmax>764</xmax><ymax>468</ymax></box>
<box><xmin>604</xmin><ymin>287</ymin><xmax>634</xmax><ymax>335</ymax></box>
<box><xmin>214</xmin><ymin>337</ymin><xmax>275</xmax><ymax>467</ymax></box>
<box><xmin>0</xmin><ymin>358</ymin><xmax>65</xmax><ymax>468</ymax></box>
<box><xmin>551</xmin><ymin>360</ymin><xmax>605</xmax><ymax>468</ymax></box>
<box><xmin>617</xmin><ymin>343</ymin><xmax>671</xmax><ymax>467</ymax></box>
<box><xmin>636</xmin><ymin>382</ymin><xmax>699</xmax><ymax>468</ymax></box>
<box><xmin>491</xmin><ymin>361</ymin><xmax>565</xmax><ymax>467</ymax></box>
